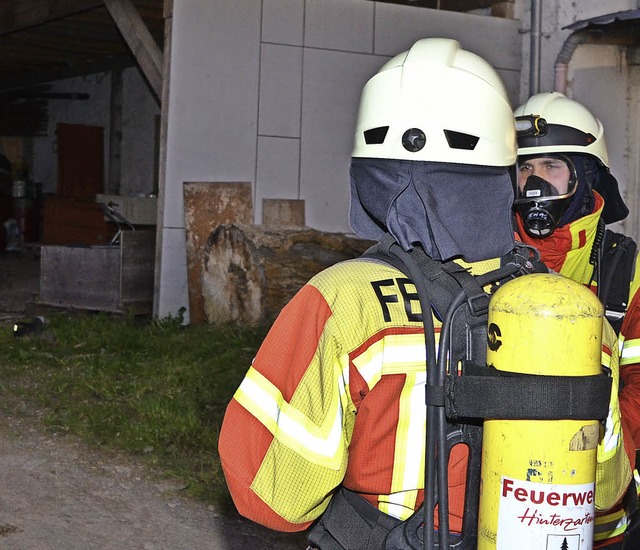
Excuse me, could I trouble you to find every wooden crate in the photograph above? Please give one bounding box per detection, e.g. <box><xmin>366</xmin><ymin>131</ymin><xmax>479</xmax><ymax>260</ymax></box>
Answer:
<box><xmin>39</xmin><ymin>230</ymin><xmax>155</xmax><ymax>314</ymax></box>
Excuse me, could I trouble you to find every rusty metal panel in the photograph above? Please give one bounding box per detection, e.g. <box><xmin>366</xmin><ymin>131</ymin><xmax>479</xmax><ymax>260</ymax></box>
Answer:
<box><xmin>183</xmin><ymin>182</ymin><xmax>253</xmax><ymax>325</ymax></box>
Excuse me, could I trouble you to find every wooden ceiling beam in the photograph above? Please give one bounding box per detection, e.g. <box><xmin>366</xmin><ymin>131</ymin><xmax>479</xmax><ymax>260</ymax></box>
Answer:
<box><xmin>0</xmin><ymin>0</ymin><xmax>103</xmax><ymax>36</ymax></box>
<box><xmin>103</xmin><ymin>0</ymin><xmax>162</xmax><ymax>102</ymax></box>
<box><xmin>0</xmin><ymin>54</ymin><xmax>136</xmax><ymax>94</ymax></box>
<box><xmin>373</xmin><ymin>0</ymin><xmax>507</xmax><ymax>13</ymax></box>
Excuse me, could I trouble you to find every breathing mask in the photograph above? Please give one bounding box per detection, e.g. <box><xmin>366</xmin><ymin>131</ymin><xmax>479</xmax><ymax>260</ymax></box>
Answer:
<box><xmin>514</xmin><ymin>155</ymin><xmax>578</xmax><ymax>238</ymax></box>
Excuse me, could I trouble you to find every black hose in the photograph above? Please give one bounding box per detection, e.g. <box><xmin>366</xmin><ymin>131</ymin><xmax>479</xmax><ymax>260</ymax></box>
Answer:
<box><xmin>434</xmin><ymin>290</ymin><xmax>467</xmax><ymax>549</ymax></box>
<box><xmin>388</xmin><ymin>243</ymin><xmax>438</xmax><ymax>550</ymax></box>
<box><xmin>589</xmin><ymin>217</ymin><xmax>605</xmax><ymax>292</ymax></box>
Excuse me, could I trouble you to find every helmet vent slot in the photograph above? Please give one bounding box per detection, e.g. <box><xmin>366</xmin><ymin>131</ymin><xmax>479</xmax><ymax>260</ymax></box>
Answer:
<box><xmin>363</xmin><ymin>126</ymin><xmax>389</xmax><ymax>145</ymax></box>
<box><xmin>444</xmin><ymin>130</ymin><xmax>479</xmax><ymax>150</ymax></box>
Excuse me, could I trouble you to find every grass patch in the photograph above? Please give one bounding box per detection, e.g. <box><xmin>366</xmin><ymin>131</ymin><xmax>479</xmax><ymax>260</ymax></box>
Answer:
<box><xmin>0</xmin><ymin>312</ymin><xmax>268</xmax><ymax>510</ymax></box>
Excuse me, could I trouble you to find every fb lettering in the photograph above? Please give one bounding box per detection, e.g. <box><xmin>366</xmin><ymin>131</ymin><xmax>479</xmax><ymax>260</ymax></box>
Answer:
<box><xmin>371</xmin><ymin>278</ymin><xmax>421</xmax><ymax>322</ymax></box>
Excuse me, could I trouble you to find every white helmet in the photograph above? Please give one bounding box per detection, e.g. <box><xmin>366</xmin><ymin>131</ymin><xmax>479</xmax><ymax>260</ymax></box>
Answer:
<box><xmin>351</xmin><ymin>37</ymin><xmax>516</xmax><ymax>166</ymax></box>
<box><xmin>514</xmin><ymin>92</ymin><xmax>609</xmax><ymax>167</ymax></box>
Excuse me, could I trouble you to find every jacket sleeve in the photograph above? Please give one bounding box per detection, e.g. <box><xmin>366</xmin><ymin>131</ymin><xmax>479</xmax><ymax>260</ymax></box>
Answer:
<box><xmin>218</xmin><ymin>283</ymin><xmax>353</xmax><ymax>532</ymax></box>
<box><xmin>619</xmin><ymin>279</ymin><xmax>640</xmax><ymax>449</ymax></box>
<box><xmin>596</xmin><ymin>319</ymin><xmax>634</xmax><ymax>512</ymax></box>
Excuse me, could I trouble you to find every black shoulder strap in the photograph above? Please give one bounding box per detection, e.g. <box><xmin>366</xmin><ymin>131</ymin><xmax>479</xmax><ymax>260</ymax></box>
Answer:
<box><xmin>600</xmin><ymin>229</ymin><xmax>637</xmax><ymax>334</ymax></box>
<box><xmin>361</xmin><ymin>236</ymin><xmax>544</xmax><ymax>320</ymax></box>
<box><xmin>361</xmin><ymin>234</ymin><xmax>471</xmax><ymax>320</ymax></box>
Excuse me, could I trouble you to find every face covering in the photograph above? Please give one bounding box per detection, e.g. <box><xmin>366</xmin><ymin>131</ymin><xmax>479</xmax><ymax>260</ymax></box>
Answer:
<box><xmin>514</xmin><ymin>154</ymin><xmax>580</xmax><ymax>238</ymax></box>
<box><xmin>558</xmin><ymin>154</ymin><xmax>595</xmax><ymax>227</ymax></box>
<box><xmin>349</xmin><ymin>157</ymin><xmax>515</xmax><ymax>262</ymax></box>
<box><xmin>515</xmin><ymin>175</ymin><xmax>573</xmax><ymax>237</ymax></box>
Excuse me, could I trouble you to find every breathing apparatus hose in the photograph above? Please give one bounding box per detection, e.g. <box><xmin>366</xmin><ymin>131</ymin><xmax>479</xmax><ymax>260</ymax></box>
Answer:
<box><xmin>588</xmin><ymin>217</ymin><xmax>605</xmax><ymax>294</ymax></box>
<box><xmin>385</xmin><ymin>244</ymin><xmax>527</xmax><ymax>550</ymax></box>
<box><xmin>427</xmin><ymin>263</ymin><xmax>525</xmax><ymax>550</ymax></box>
<box><xmin>433</xmin><ymin>289</ymin><xmax>467</xmax><ymax>549</ymax></box>
<box><xmin>386</xmin><ymin>243</ymin><xmax>438</xmax><ymax>550</ymax></box>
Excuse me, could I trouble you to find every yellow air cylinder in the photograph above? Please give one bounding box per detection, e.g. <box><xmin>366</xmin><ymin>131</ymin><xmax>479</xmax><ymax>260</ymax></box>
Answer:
<box><xmin>477</xmin><ymin>272</ymin><xmax>603</xmax><ymax>550</ymax></box>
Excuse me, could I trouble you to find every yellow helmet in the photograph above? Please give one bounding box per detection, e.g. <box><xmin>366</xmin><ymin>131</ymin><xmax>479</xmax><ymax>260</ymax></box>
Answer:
<box><xmin>352</xmin><ymin>37</ymin><xmax>516</xmax><ymax>166</ymax></box>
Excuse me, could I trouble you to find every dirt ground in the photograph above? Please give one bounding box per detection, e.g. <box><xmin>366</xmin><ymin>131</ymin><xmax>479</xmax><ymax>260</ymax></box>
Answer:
<box><xmin>0</xmin><ymin>250</ymin><xmax>309</xmax><ymax>549</ymax></box>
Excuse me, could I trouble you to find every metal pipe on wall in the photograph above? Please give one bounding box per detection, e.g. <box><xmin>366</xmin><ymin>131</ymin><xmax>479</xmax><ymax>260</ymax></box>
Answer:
<box><xmin>554</xmin><ymin>32</ymin><xmax>591</xmax><ymax>94</ymax></box>
<box><xmin>529</xmin><ymin>0</ymin><xmax>542</xmax><ymax>96</ymax></box>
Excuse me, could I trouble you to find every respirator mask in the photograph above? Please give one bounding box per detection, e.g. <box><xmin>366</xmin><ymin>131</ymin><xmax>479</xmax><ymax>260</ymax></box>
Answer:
<box><xmin>514</xmin><ymin>155</ymin><xmax>578</xmax><ymax>238</ymax></box>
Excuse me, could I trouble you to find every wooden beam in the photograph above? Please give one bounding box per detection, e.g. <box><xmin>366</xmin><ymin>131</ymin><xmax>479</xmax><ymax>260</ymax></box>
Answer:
<box><xmin>370</xmin><ymin>0</ymin><xmax>499</xmax><ymax>11</ymax></box>
<box><xmin>0</xmin><ymin>54</ymin><xmax>135</xmax><ymax>94</ymax></box>
<box><xmin>103</xmin><ymin>0</ymin><xmax>162</xmax><ymax>101</ymax></box>
<box><xmin>152</xmin><ymin>0</ymin><xmax>172</xmax><ymax>317</ymax></box>
<box><xmin>0</xmin><ymin>0</ymin><xmax>103</xmax><ymax>36</ymax></box>
<box><xmin>441</xmin><ymin>0</ymin><xmax>495</xmax><ymax>11</ymax></box>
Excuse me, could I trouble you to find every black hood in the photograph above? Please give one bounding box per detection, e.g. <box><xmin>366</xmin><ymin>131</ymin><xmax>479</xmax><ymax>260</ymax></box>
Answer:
<box><xmin>349</xmin><ymin>158</ymin><xmax>515</xmax><ymax>262</ymax></box>
<box><xmin>557</xmin><ymin>154</ymin><xmax>628</xmax><ymax>226</ymax></box>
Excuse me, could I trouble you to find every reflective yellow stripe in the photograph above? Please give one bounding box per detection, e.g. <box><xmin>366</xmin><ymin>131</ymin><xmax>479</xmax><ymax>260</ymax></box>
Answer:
<box><xmin>235</xmin><ymin>367</ymin><xmax>345</xmax><ymax>470</ymax></box>
<box><xmin>353</xmin><ymin>333</ymin><xmax>430</xmax><ymax>387</ymax></box>
<box><xmin>381</xmin><ymin>370</ymin><xmax>425</xmax><ymax>519</ymax></box>
<box><xmin>350</xmin><ymin>332</ymin><xmax>433</xmax><ymax>520</ymax></box>
<box><xmin>594</xmin><ymin>477</ymin><xmax>640</xmax><ymax>541</ymax></box>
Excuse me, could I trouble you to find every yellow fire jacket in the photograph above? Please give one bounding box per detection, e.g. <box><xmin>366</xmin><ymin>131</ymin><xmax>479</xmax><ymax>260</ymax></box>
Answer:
<box><xmin>218</xmin><ymin>254</ymin><xmax>631</xmax><ymax>542</ymax></box>
<box><xmin>517</xmin><ymin>192</ymin><xmax>640</xmax><ymax>545</ymax></box>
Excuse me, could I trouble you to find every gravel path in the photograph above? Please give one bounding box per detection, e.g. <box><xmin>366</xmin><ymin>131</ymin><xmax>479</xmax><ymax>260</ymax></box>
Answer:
<box><xmin>0</xmin><ymin>251</ymin><xmax>309</xmax><ymax>549</ymax></box>
<box><xmin>0</xmin><ymin>415</ymin><xmax>308</xmax><ymax>549</ymax></box>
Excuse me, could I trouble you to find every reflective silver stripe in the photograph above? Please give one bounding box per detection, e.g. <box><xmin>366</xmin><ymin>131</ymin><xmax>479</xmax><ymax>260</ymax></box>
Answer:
<box><xmin>606</xmin><ymin>309</ymin><xmax>625</xmax><ymax>322</ymax></box>
<box><xmin>594</xmin><ymin>510</ymin><xmax>628</xmax><ymax>538</ymax></box>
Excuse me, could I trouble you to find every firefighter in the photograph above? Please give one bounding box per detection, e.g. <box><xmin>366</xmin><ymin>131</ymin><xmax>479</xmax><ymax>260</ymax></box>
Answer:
<box><xmin>514</xmin><ymin>91</ymin><xmax>640</xmax><ymax>549</ymax></box>
<box><xmin>218</xmin><ymin>41</ymin><xmax>630</xmax><ymax>549</ymax></box>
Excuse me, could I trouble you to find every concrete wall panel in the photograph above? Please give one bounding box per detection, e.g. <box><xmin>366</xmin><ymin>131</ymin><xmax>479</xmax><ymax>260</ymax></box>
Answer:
<box><xmin>259</xmin><ymin>44</ymin><xmax>303</xmax><ymax>138</ymax></box>
<box><xmin>304</xmin><ymin>0</ymin><xmax>374</xmax><ymax>53</ymax></box>
<box><xmin>262</xmin><ymin>0</ymin><xmax>304</xmax><ymax>45</ymax></box>
<box><xmin>374</xmin><ymin>3</ymin><xmax>522</xmax><ymax>71</ymax></box>
<box><xmin>163</xmin><ymin>0</ymin><xmax>261</xmax><ymax>229</ymax></box>
<box><xmin>256</xmin><ymin>136</ymin><xmax>301</xmax><ymax>223</ymax></box>
<box><xmin>300</xmin><ymin>49</ymin><xmax>386</xmax><ymax>233</ymax></box>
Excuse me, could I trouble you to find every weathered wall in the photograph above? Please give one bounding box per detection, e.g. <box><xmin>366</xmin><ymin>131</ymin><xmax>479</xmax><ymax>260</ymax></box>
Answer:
<box><xmin>202</xmin><ymin>223</ymin><xmax>375</xmax><ymax>325</ymax></box>
<box><xmin>513</xmin><ymin>0</ymin><xmax>640</xmax><ymax>239</ymax></box>
<box><xmin>156</xmin><ymin>0</ymin><xmax>522</xmax><ymax>321</ymax></box>
<box><xmin>31</xmin><ymin>67</ymin><xmax>159</xmax><ymax>198</ymax></box>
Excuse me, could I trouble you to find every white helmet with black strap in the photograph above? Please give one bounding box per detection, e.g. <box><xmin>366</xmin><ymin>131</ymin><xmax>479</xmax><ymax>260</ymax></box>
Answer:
<box><xmin>514</xmin><ymin>91</ymin><xmax>608</xmax><ymax>166</ymax></box>
<box><xmin>514</xmin><ymin>92</ymin><xmax>627</xmax><ymax>235</ymax></box>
